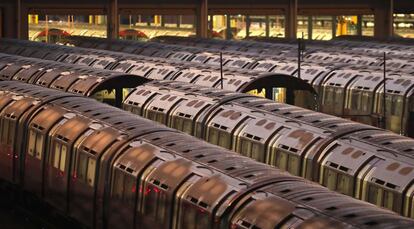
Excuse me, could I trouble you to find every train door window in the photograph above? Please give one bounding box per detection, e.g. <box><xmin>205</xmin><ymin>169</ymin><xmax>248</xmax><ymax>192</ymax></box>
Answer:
<box><xmin>146</xmin><ymin>110</ymin><xmax>156</xmax><ymax>122</ymax></box>
<box><xmin>240</xmin><ymin>138</ymin><xmax>252</xmax><ymax>158</ymax></box>
<box><xmin>367</xmin><ymin>184</ymin><xmax>400</xmax><ymax>212</ymax></box>
<box><xmin>408</xmin><ymin>98</ymin><xmax>414</xmax><ymax>137</ymax></box>
<box><xmin>337</xmin><ymin>173</ymin><xmax>353</xmax><ymax>195</ymax></box>
<box><xmin>75</xmin><ymin>152</ymin><xmax>96</xmax><ymax>187</ymax></box>
<box><xmin>53</xmin><ymin>143</ymin><xmax>61</xmax><ymax>169</ymax></box>
<box><xmin>173</xmin><ymin>117</ymin><xmax>183</xmax><ymax>131</ymax></box>
<box><xmin>323</xmin><ymin>168</ymin><xmax>337</xmax><ymax>190</ymax></box>
<box><xmin>2</xmin><ymin>118</ymin><xmax>16</xmax><ymax>146</ymax></box>
<box><xmin>368</xmin><ymin>185</ymin><xmax>382</xmax><ymax>206</ymax></box>
<box><xmin>361</xmin><ymin>91</ymin><xmax>371</xmax><ymax>112</ymax></box>
<box><xmin>28</xmin><ymin>130</ymin><xmax>36</xmax><ymax>157</ymax></box>
<box><xmin>87</xmin><ymin>158</ymin><xmax>96</xmax><ymax>186</ymax></box>
<box><xmin>275</xmin><ymin>150</ymin><xmax>288</xmax><ymax>171</ymax></box>
<box><xmin>386</xmin><ymin>95</ymin><xmax>404</xmax><ymax>132</ymax></box>
<box><xmin>59</xmin><ymin>145</ymin><xmax>67</xmax><ymax>172</ymax></box>
<box><xmin>52</xmin><ymin>142</ymin><xmax>67</xmax><ymax>172</ymax></box>
<box><xmin>182</xmin><ymin>119</ymin><xmax>193</xmax><ymax>134</ymax></box>
<box><xmin>27</xmin><ymin>129</ymin><xmax>43</xmax><ymax>159</ymax></box>
<box><xmin>322</xmin><ymin>87</ymin><xmax>334</xmax><ymax>112</ymax></box>
<box><xmin>208</xmin><ymin>128</ymin><xmax>219</xmax><ymax>145</ymax></box>
<box><xmin>383</xmin><ymin>189</ymin><xmax>395</xmax><ymax>210</ymax></box>
<box><xmin>287</xmin><ymin>155</ymin><xmax>300</xmax><ymax>176</ymax></box>
<box><xmin>349</xmin><ymin>90</ymin><xmax>360</xmax><ymax>110</ymax></box>
<box><xmin>147</xmin><ymin>108</ymin><xmax>165</xmax><ymax>124</ymax></box>
<box><xmin>323</xmin><ymin>168</ymin><xmax>354</xmax><ymax>195</ymax></box>
<box><xmin>251</xmin><ymin>142</ymin><xmax>264</xmax><ymax>162</ymax></box>
<box><xmin>218</xmin><ymin>131</ymin><xmax>231</xmax><ymax>149</ymax></box>
<box><xmin>35</xmin><ymin>134</ymin><xmax>44</xmax><ymax>160</ymax></box>
<box><xmin>334</xmin><ymin>89</ymin><xmax>343</xmax><ymax>114</ymax></box>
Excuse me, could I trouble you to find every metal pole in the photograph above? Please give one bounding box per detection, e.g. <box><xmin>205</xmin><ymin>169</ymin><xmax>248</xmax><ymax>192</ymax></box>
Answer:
<box><xmin>220</xmin><ymin>52</ymin><xmax>224</xmax><ymax>89</ymax></box>
<box><xmin>383</xmin><ymin>52</ymin><xmax>387</xmax><ymax>129</ymax></box>
<box><xmin>297</xmin><ymin>32</ymin><xmax>304</xmax><ymax>79</ymax></box>
<box><xmin>45</xmin><ymin>15</ymin><xmax>49</xmax><ymax>43</ymax></box>
<box><xmin>298</xmin><ymin>37</ymin><xmax>301</xmax><ymax>79</ymax></box>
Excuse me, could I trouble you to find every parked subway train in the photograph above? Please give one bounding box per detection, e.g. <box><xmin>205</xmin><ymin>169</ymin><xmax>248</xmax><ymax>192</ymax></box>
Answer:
<box><xmin>3</xmin><ymin>81</ymin><xmax>414</xmax><ymax>228</ymax></box>
<box><xmin>1</xmin><ymin>53</ymin><xmax>414</xmax><ymax>218</ymax></box>
<box><xmin>60</xmin><ymin>36</ymin><xmax>414</xmax><ymax>137</ymax></box>
<box><xmin>56</xmin><ymin>37</ymin><xmax>414</xmax><ymax>137</ymax></box>
<box><xmin>0</xmin><ymin>38</ymin><xmax>318</xmax><ymax>109</ymax></box>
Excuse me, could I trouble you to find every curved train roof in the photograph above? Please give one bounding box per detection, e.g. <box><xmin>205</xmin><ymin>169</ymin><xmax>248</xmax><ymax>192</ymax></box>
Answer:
<box><xmin>1</xmin><ymin>80</ymin><xmax>413</xmax><ymax>228</ymax></box>
<box><xmin>0</xmin><ymin>38</ymin><xmax>317</xmax><ymax>96</ymax></box>
<box><xmin>0</xmin><ymin>53</ymin><xmax>149</xmax><ymax>97</ymax></box>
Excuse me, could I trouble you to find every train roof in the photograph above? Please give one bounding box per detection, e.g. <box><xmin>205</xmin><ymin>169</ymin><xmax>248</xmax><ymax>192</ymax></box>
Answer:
<box><xmin>1</xmin><ymin>80</ymin><xmax>413</xmax><ymax>228</ymax></box>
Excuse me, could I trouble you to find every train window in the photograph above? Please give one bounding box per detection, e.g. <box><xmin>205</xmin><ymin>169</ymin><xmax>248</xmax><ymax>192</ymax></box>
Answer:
<box><xmin>240</xmin><ymin>139</ymin><xmax>252</xmax><ymax>158</ymax></box>
<box><xmin>368</xmin><ymin>185</ymin><xmax>383</xmax><ymax>206</ymax></box>
<box><xmin>173</xmin><ymin>116</ymin><xmax>183</xmax><ymax>131</ymax></box>
<box><xmin>52</xmin><ymin>142</ymin><xmax>67</xmax><ymax>172</ymax></box>
<box><xmin>218</xmin><ymin>131</ymin><xmax>231</xmax><ymax>149</ymax></box>
<box><xmin>239</xmin><ymin>138</ymin><xmax>264</xmax><ymax>162</ymax></box>
<box><xmin>349</xmin><ymin>90</ymin><xmax>359</xmax><ymax>110</ymax></box>
<box><xmin>272</xmin><ymin>149</ymin><xmax>300</xmax><ymax>176</ymax></box>
<box><xmin>361</xmin><ymin>91</ymin><xmax>371</xmax><ymax>112</ymax></box>
<box><xmin>53</xmin><ymin>143</ymin><xmax>61</xmax><ymax>169</ymax></box>
<box><xmin>337</xmin><ymin>173</ymin><xmax>352</xmax><ymax>195</ymax></box>
<box><xmin>324</xmin><ymin>169</ymin><xmax>337</xmax><ymax>190</ymax></box>
<box><xmin>28</xmin><ymin>130</ymin><xmax>36</xmax><ymax>157</ymax></box>
<box><xmin>208</xmin><ymin>128</ymin><xmax>219</xmax><ymax>145</ymax></box>
<box><xmin>275</xmin><ymin>150</ymin><xmax>288</xmax><ymax>171</ymax></box>
<box><xmin>147</xmin><ymin>110</ymin><xmax>165</xmax><ymax>124</ymax></box>
<box><xmin>87</xmin><ymin>158</ymin><xmax>96</xmax><ymax>186</ymax></box>
<box><xmin>385</xmin><ymin>95</ymin><xmax>404</xmax><ymax>133</ymax></box>
<box><xmin>182</xmin><ymin>119</ymin><xmax>193</xmax><ymax>134</ymax></box>
<box><xmin>287</xmin><ymin>155</ymin><xmax>300</xmax><ymax>176</ymax></box>
<box><xmin>387</xmin><ymin>95</ymin><xmax>404</xmax><ymax>116</ymax></box>
<box><xmin>59</xmin><ymin>145</ymin><xmax>67</xmax><ymax>172</ymax></box>
<box><xmin>322</xmin><ymin>87</ymin><xmax>335</xmax><ymax>112</ymax></box>
<box><xmin>323</xmin><ymin>168</ymin><xmax>353</xmax><ymax>195</ymax></box>
<box><xmin>334</xmin><ymin>89</ymin><xmax>344</xmax><ymax>114</ymax></box>
<box><xmin>173</xmin><ymin>117</ymin><xmax>193</xmax><ymax>135</ymax></box>
<box><xmin>35</xmin><ymin>134</ymin><xmax>44</xmax><ymax>160</ymax></box>
<box><xmin>367</xmin><ymin>184</ymin><xmax>400</xmax><ymax>212</ymax></box>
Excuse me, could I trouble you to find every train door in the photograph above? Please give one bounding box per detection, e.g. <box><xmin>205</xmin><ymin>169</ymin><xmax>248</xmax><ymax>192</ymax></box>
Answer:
<box><xmin>24</xmin><ymin>107</ymin><xmax>65</xmax><ymax>196</ymax></box>
<box><xmin>406</xmin><ymin>97</ymin><xmax>414</xmax><ymax>137</ymax></box>
<box><xmin>0</xmin><ymin>8</ymin><xmax>2</xmax><ymax>38</ymax></box>
<box><xmin>0</xmin><ymin>115</ymin><xmax>16</xmax><ymax>182</ymax></box>
<box><xmin>44</xmin><ymin>116</ymin><xmax>89</xmax><ymax>212</ymax></box>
